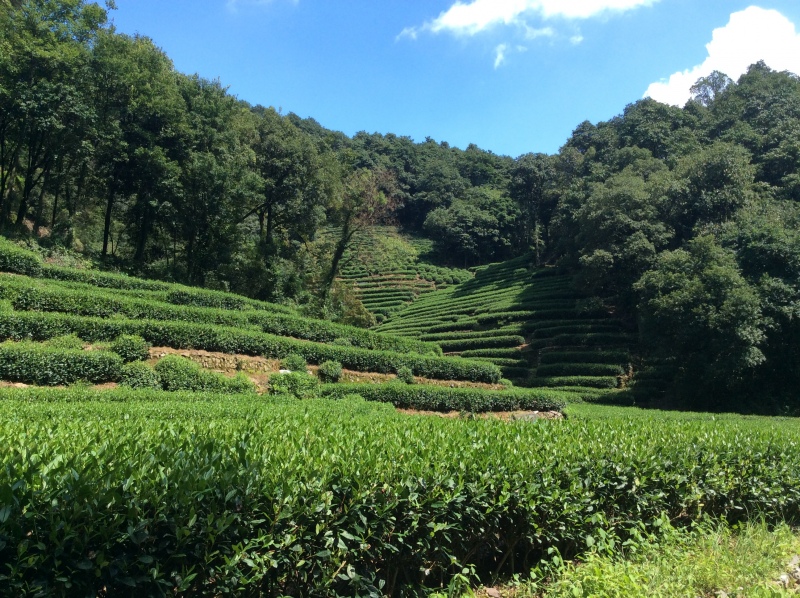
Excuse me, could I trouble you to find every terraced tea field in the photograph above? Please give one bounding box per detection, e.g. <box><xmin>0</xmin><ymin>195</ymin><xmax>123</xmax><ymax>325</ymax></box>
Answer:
<box><xmin>327</xmin><ymin>227</ymin><xmax>472</xmax><ymax>320</ymax></box>
<box><xmin>375</xmin><ymin>255</ymin><xmax>636</xmax><ymax>395</ymax></box>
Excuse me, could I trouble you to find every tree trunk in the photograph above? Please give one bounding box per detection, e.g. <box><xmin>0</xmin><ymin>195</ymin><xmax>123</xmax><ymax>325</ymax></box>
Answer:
<box><xmin>102</xmin><ymin>184</ymin><xmax>114</xmax><ymax>258</ymax></box>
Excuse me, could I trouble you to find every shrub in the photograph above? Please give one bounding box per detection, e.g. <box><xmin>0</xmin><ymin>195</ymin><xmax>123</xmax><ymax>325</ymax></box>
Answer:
<box><xmin>317</xmin><ymin>360</ymin><xmax>342</xmax><ymax>383</ymax></box>
<box><xmin>0</xmin><ymin>237</ymin><xmax>42</xmax><ymax>276</ymax></box>
<box><xmin>321</xmin><ymin>383</ymin><xmax>566</xmax><ymax>412</ymax></box>
<box><xmin>268</xmin><ymin>371</ymin><xmax>320</xmax><ymax>399</ymax></box>
<box><xmin>154</xmin><ymin>355</ymin><xmax>255</xmax><ymax>394</ymax></box>
<box><xmin>499</xmin><ymin>378</ymin><xmax>514</xmax><ymax>388</ymax></box>
<box><xmin>110</xmin><ymin>334</ymin><xmax>151</xmax><ymax>363</ymax></box>
<box><xmin>396</xmin><ymin>366</ymin><xmax>414</xmax><ymax>384</ymax></box>
<box><xmin>43</xmin><ymin>334</ymin><xmax>84</xmax><ymax>350</ymax></box>
<box><xmin>0</xmin><ymin>312</ymin><xmax>501</xmax><ymax>383</ymax></box>
<box><xmin>119</xmin><ymin>361</ymin><xmax>161</xmax><ymax>390</ymax></box>
<box><xmin>281</xmin><ymin>353</ymin><xmax>307</xmax><ymax>372</ymax></box>
<box><xmin>0</xmin><ymin>341</ymin><xmax>122</xmax><ymax>385</ymax></box>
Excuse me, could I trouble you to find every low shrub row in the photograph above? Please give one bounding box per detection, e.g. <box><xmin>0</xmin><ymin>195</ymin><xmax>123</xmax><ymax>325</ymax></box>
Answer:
<box><xmin>438</xmin><ymin>335</ymin><xmax>525</xmax><ymax>352</ymax></box>
<box><xmin>528</xmin><ymin>375</ymin><xmax>620</xmax><ymax>389</ymax></box>
<box><xmin>0</xmin><ymin>277</ymin><xmax>438</xmax><ymax>355</ymax></box>
<box><xmin>0</xmin><ymin>238</ymin><xmax>42</xmax><ymax>276</ymax></box>
<box><xmin>529</xmin><ymin>333</ymin><xmax>635</xmax><ymax>350</ymax></box>
<box><xmin>320</xmin><ymin>383</ymin><xmax>566</xmax><ymax>412</ymax></box>
<box><xmin>536</xmin><ymin>362</ymin><xmax>626</xmax><ymax>377</ymax></box>
<box><xmin>460</xmin><ymin>347</ymin><xmax>528</xmax><ymax>358</ymax></box>
<box><xmin>0</xmin><ymin>341</ymin><xmax>122</xmax><ymax>385</ymax></box>
<box><xmin>0</xmin><ymin>312</ymin><xmax>500</xmax><ymax>382</ymax></box>
<box><xmin>154</xmin><ymin>355</ymin><xmax>255</xmax><ymax>394</ymax></box>
<box><xmin>538</xmin><ymin>349</ymin><xmax>631</xmax><ymax>365</ymax></box>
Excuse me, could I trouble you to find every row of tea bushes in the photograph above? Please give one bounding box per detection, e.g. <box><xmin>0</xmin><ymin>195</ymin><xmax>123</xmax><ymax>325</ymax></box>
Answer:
<box><xmin>320</xmin><ymin>383</ymin><xmax>568</xmax><ymax>412</ymax></box>
<box><xmin>1</xmin><ymin>392</ymin><xmax>799</xmax><ymax>595</ymax></box>
<box><xmin>0</xmin><ymin>311</ymin><xmax>501</xmax><ymax>382</ymax></box>
<box><xmin>0</xmin><ymin>275</ymin><xmax>439</xmax><ymax>355</ymax></box>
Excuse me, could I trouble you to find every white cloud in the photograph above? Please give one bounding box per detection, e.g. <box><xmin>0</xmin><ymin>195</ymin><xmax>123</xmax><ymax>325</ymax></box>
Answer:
<box><xmin>494</xmin><ymin>43</ymin><xmax>509</xmax><ymax>68</ymax></box>
<box><xmin>570</xmin><ymin>34</ymin><xmax>584</xmax><ymax>45</ymax></box>
<box><xmin>401</xmin><ymin>0</ymin><xmax>657</xmax><ymax>38</ymax></box>
<box><xmin>645</xmin><ymin>6</ymin><xmax>800</xmax><ymax>106</ymax></box>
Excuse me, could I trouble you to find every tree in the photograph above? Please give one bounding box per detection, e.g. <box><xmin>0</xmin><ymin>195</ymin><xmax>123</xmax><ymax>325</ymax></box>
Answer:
<box><xmin>690</xmin><ymin>70</ymin><xmax>733</xmax><ymax>107</ymax></box>
<box><xmin>509</xmin><ymin>153</ymin><xmax>556</xmax><ymax>264</ymax></box>
<box><xmin>634</xmin><ymin>235</ymin><xmax>766</xmax><ymax>407</ymax></box>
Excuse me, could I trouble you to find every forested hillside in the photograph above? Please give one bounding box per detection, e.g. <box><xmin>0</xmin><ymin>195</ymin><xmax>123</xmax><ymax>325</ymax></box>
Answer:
<box><xmin>2</xmin><ymin>0</ymin><xmax>800</xmax><ymax>410</ymax></box>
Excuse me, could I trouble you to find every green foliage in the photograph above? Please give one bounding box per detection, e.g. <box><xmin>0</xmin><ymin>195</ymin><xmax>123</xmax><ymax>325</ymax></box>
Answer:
<box><xmin>635</xmin><ymin>235</ymin><xmax>766</xmax><ymax>406</ymax></box>
<box><xmin>1</xmin><ymin>391</ymin><xmax>798</xmax><ymax>594</ymax></box>
<box><xmin>0</xmin><ymin>342</ymin><xmax>121</xmax><ymax>385</ymax></box>
<box><xmin>119</xmin><ymin>361</ymin><xmax>161</xmax><ymax>390</ymax></box>
<box><xmin>321</xmin><ymin>383</ymin><xmax>568</xmax><ymax>411</ymax></box>
<box><xmin>395</xmin><ymin>365</ymin><xmax>414</xmax><ymax>384</ymax></box>
<box><xmin>0</xmin><ymin>274</ymin><xmax>438</xmax><ymax>355</ymax></box>
<box><xmin>110</xmin><ymin>334</ymin><xmax>150</xmax><ymax>363</ymax></box>
<box><xmin>0</xmin><ymin>310</ymin><xmax>501</xmax><ymax>382</ymax></box>
<box><xmin>154</xmin><ymin>355</ymin><xmax>255</xmax><ymax>394</ymax></box>
<box><xmin>317</xmin><ymin>360</ymin><xmax>342</xmax><ymax>383</ymax></box>
<box><xmin>280</xmin><ymin>353</ymin><xmax>307</xmax><ymax>372</ymax></box>
<box><xmin>268</xmin><ymin>371</ymin><xmax>320</xmax><ymax>399</ymax></box>
<box><xmin>42</xmin><ymin>334</ymin><xmax>84</xmax><ymax>350</ymax></box>
<box><xmin>0</xmin><ymin>238</ymin><xmax>42</xmax><ymax>276</ymax></box>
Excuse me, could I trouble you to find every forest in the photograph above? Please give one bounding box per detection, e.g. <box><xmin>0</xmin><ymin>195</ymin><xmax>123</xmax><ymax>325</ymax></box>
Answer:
<box><xmin>2</xmin><ymin>0</ymin><xmax>800</xmax><ymax>411</ymax></box>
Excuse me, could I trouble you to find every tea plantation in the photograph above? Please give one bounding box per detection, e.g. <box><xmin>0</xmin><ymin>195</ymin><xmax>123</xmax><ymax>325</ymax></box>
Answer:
<box><xmin>329</xmin><ymin>227</ymin><xmax>472</xmax><ymax>320</ymax></box>
<box><xmin>375</xmin><ymin>255</ymin><xmax>635</xmax><ymax>395</ymax></box>
<box><xmin>0</xmin><ymin>238</ymin><xmax>798</xmax><ymax>596</ymax></box>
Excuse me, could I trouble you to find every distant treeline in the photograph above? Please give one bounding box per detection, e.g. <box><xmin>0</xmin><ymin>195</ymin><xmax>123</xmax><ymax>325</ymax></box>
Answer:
<box><xmin>3</xmin><ymin>1</ymin><xmax>800</xmax><ymax>408</ymax></box>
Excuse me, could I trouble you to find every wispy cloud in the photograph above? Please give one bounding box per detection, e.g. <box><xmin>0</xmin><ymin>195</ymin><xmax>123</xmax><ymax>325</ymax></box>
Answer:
<box><xmin>494</xmin><ymin>44</ymin><xmax>508</xmax><ymax>68</ymax></box>
<box><xmin>645</xmin><ymin>6</ymin><xmax>800</xmax><ymax>106</ymax></box>
<box><xmin>400</xmin><ymin>0</ymin><xmax>657</xmax><ymax>39</ymax></box>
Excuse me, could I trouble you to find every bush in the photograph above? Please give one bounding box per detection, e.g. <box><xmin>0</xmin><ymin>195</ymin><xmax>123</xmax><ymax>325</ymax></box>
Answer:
<box><xmin>281</xmin><ymin>353</ymin><xmax>307</xmax><ymax>372</ymax></box>
<box><xmin>0</xmin><ymin>342</ymin><xmax>122</xmax><ymax>385</ymax></box>
<box><xmin>119</xmin><ymin>361</ymin><xmax>161</xmax><ymax>390</ymax></box>
<box><xmin>317</xmin><ymin>360</ymin><xmax>342</xmax><ymax>383</ymax></box>
<box><xmin>43</xmin><ymin>334</ymin><xmax>84</xmax><ymax>350</ymax></box>
<box><xmin>110</xmin><ymin>334</ymin><xmax>151</xmax><ymax>363</ymax></box>
<box><xmin>154</xmin><ymin>355</ymin><xmax>255</xmax><ymax>394</ymax></box>
<box><xmin>321</xmin><ymin>383</ymin><xmax>566</xmax><ymax>412</ymax></box>
<box><xmin>0</xmin><ymin>312</ymin><xmax>501</xmax><ymax>383</ymax></box>
<box><xmin>396</xmin><ymin>366</ymin><xmax>414</xmax><ymax>384</ymax></box>
<box><xmin>268</xmin><ymin>371</ymin><xmax>320</xmax><ymax>399</ymax></box>
<box><xmin>0</xmin><ymin>237</ymin><xmax>42</xmax><ymax>276</ymax></box>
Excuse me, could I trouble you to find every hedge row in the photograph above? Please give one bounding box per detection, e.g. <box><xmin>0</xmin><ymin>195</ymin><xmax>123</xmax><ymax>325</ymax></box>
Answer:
<box><xmin>1</xmin><ymin>278</ymin><xmax>438</xmax><ymax>355</ymax></box>
<box><xmin>438</xmin><ymin>335</ymin><xmax>525</xmax><ymax>352</ymax></box>
<box><xmin>528</xmin><ymin>375</ymin><xmax>620</xmax><ymax>389</ymax></box>
<box><xmin>0</xmin><ymin>238</ymin><xmax>42</xmax><ymax>276</ymax></box>
<box><xmin>538</xmin><ymin>349</ymin><xmax>631</xmax><ymax>365</ymax></box>
<box><xmin>320</xmin><ymin>383</ymin><xmax>566</xmax><ymax>412</ymax></box>
<box><xmin>536</xmin><ymin>362</ymin><xmax>626</xmax><ymax>377</ymax></box>
<box><xmin>0</xmin><ymin>342</ymin><xmax>122</xmax><ymax>385</ymax></box>
<box><xmin>460</xmin><ymin>347</ymin><xmax>529</xmax><ymax>358</ymax></box>
<box><xmin>529</xmin><ymin>333</ymin><xmax>635</xmax><ymax>349</ymax></box>
<box><xmin>0</xmin><ymin>312</ymin><xmax>501</xmax><ymax>382</ymax></box>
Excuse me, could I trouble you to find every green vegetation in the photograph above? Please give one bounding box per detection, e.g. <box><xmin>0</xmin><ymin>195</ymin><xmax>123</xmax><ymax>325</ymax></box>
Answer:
<box><xmin>0</xmin><ymin>341</ymin><xmax>121</xmax><ymax>385</ymax></box>
<box><xmin>1</xmin><ymin>390</ymin><xmax>799</xmax><ymax>596</ymax></box>
<box><xmin>154</xmin><ymin>354</ymin><xmax>255</xmax><ymax>394</ymax></box>
<box><xmin>508</xmin><ymin>520</ymin><xmax>800</xmax><ymax>597</ymax></box>
<box><xmin>377</xmin><ymin>257</ymin><xmax>632</xmax><ymax>396</ymax></box>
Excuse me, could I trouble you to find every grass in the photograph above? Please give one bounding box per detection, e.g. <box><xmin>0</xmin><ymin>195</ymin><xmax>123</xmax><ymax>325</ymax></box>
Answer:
<box><xmin>494</xmin><ymin>519</ymin><xmax>800</xmax><ymax>598</ymax></box>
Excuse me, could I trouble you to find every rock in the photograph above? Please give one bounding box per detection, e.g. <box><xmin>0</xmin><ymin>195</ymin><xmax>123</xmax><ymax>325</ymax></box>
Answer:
<box><xmin>779</xmin><ymin>574</ymin><xmax>790</xmax><ymax>588</ymax></box>
<box><xmin>485</xmin><ymin>589</ymin><xmax>502</xmax><ymax>598</ymax></box>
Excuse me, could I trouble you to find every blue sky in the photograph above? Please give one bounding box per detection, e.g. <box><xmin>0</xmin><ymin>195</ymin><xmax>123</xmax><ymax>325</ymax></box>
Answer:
<box><xmin>109</xmin><ymin>1</ymin><xmax>800</xmax><ymax>158</ymax></box>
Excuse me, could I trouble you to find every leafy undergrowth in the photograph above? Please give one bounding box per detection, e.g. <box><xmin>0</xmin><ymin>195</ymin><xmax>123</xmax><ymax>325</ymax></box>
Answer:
<box><xmin>472</xmin><ymin>520</ymin><xmax>800</xmax><ymax>598</ymax></box>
